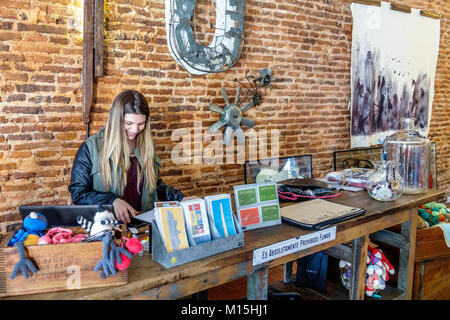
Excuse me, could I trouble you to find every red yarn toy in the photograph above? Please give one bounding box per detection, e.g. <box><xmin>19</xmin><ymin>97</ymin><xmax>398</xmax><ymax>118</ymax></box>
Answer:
<box><xmin>115</xmin><ymin>237</ymin><xmax>143</xmax><ymax>271</ymax></box>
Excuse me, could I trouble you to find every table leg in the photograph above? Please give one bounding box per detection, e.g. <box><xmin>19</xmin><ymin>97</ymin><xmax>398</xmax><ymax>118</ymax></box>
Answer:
<box><xmin>283</xmin><ymin>262</ymin><xmax>293</xmax><ymax>284</ymax></box>
<box><xmin>247</xmin><ymin>267</ymin><xmax>269</xmax><ymax>300</ymax></box>
<box><xmin>398</xmin><ymin>207</ymin><xmax>418</xmax><ymax>299</ymax></box>
<box><xmin>349</xmin><ymin>235</ymin><xmax>369</xmax><ymax>300</ymax></box>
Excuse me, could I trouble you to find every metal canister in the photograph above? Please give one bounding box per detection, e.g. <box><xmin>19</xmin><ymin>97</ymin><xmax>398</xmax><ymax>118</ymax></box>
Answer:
<box><xmin>382</xmin><ymin>118</ymin><xmax>431</xmax><ymax>194</ymax></box>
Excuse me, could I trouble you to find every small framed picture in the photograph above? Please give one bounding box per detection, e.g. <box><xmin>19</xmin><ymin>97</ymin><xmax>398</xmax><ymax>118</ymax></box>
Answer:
<box><xmin>244</xmin><ymin>155</ymin><xmax>313</xmax><ymax>184</ymax></box>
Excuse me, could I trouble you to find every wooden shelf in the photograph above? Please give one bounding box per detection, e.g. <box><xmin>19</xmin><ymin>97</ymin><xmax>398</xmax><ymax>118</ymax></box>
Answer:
<box><xmin>269</xmin><ymin>263</ymin><xmax>406</xmax><ymax>300</ymax></box>
<box><xmin>269</xmin><ymin>276</ymin><xmax>405</xmax><ymax>300</ymax></box>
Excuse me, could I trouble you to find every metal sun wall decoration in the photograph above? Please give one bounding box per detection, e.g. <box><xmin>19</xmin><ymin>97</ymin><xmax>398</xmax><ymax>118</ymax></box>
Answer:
<box><xmin>165</xmin><ymin>0</ymin><xmax>245</xmax><ymax>75</ymax></box>
<box><xmin>209</xmin><ymin>68</ymin><xmax>273</xmax><ymax>145</ymax></box>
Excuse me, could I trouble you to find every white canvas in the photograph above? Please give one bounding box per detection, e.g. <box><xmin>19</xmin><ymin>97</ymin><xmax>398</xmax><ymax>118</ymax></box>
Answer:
<box><xmin>350</xmin><ymin>2</ymin><xmax>440</xmax><ymax>147</ymax></box>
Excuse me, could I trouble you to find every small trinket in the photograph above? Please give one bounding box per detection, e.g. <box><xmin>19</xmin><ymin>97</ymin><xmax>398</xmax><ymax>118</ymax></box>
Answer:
<box><xmin>366</xmin><ymin>161</ymin><xmax>405</xmax><ymax>201</ymax></box>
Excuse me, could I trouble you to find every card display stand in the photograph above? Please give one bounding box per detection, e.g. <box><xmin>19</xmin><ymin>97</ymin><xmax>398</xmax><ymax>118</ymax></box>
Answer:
<box><xmin>152</xmin><ymin>213</ymin><xmax>244</xmax><ymax>269</ymax></box>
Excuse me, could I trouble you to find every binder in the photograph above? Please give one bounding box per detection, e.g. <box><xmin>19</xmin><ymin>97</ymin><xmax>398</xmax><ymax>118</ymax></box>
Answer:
<box><xmin>280</xmin><ymin>198</ymin><xmax>365</xmax><ymax>230</ymax></box>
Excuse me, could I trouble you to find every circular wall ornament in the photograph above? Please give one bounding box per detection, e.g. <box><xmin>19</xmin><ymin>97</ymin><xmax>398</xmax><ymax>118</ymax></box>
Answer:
<box><xmin>165</xmin><ymin>0</ymin><xmax>245</xmax><ymax>75</ymax></box>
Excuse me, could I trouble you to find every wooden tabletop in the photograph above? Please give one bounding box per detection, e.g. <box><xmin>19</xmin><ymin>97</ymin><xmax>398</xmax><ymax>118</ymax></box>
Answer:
<box><xmin>3</xmin><ymin>189</ymin><xmax>444</xmax><ymax>300</ymax></box>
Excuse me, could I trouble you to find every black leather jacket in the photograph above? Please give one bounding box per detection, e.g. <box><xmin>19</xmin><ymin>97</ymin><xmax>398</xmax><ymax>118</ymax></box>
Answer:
<box><xmin>68</xmin><ymin>142</ymin><xmax>184</xmax><ymax>208</ymax></box>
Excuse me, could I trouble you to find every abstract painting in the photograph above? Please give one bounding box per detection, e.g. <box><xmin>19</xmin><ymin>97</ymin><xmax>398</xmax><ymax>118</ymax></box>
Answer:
<box><xmin>350</xmin><ymin>2</ymin><xmax>440</xmax><ymax>147</ymax></box>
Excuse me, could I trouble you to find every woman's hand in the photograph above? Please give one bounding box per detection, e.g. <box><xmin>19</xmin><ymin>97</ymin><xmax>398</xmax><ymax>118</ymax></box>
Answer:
<box><xmin>113</xmin><ymin>198</ymin><xmax>137</xmax><ymax>223</ymax></box>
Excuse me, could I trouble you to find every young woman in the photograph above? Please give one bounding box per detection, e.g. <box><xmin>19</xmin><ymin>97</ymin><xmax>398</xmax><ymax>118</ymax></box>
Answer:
<box><xmin>68</xmin><ymin>89</ymin><xmax>183</xmax><ymax>223</ymax></box>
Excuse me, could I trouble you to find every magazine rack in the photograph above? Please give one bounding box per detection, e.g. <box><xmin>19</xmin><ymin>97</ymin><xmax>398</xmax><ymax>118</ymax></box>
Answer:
<box><xmin>151</xmin><ymin>213</ymin><xmax>244</xmax><ymax>269</ymax></box>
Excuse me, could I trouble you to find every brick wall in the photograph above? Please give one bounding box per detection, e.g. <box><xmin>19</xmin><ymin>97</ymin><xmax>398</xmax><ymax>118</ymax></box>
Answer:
<box><xmin>0</xmin><ymin>0</ymin><xmax>448</xmax><ymax>233</ymax></box>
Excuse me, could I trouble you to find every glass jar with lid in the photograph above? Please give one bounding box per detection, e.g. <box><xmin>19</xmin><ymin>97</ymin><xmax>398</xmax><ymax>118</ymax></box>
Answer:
<box><xmin>382</xmin><ymin>118</ymin><xmax>431</xmax><ymax>194</ymax></box>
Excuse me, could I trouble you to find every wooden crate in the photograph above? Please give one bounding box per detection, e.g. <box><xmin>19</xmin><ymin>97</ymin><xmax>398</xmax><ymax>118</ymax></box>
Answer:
<box><xmin>412</xmin><ymin>226</ymin><xmax>450</xmax><ymax>299</ymax></box>
<box><xmin>0</xmin><ymin>232</ymin><xmax>127</xmax><ymax>297</ymax></box>
<box><xmin>415</xmin><ymin>226</ymin><xmax>450</xmax><ymax>261</ymax></box>
<box><xmin>412</xmin><ymin>257</ymin><xmax>450</xmax><ymax>300</ymax></box>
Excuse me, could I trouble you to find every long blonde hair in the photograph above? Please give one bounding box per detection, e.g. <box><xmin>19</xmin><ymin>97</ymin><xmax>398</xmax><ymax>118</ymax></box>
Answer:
<box><xmin>99</xmin><ymin>90</ymin><xmax>156</xmax><ymax>195</ymax></box>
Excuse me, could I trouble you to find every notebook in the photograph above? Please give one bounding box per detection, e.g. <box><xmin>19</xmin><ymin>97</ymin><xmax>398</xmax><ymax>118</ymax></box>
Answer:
<box><xmin>280</xmin><ymin>198</ymin><xmax>365</xmax><ymax>230</ymax></box>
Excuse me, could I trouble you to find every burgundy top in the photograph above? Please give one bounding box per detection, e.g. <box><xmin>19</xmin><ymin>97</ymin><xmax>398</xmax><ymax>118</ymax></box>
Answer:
<box><xmin>122</xmin><ymin>156</ymin><xmax>143</xmax><ymax>212</ymax></box>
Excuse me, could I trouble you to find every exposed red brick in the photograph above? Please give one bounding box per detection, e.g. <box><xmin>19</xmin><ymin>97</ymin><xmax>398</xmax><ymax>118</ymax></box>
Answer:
<box><xmin>0</xmin><ymin>0</ymin><xmax>447</xmax><ymax>232</ymax></box>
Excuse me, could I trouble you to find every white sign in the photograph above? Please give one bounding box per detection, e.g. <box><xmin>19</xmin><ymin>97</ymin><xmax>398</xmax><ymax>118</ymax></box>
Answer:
<box><xmin>252</xmin><ymin>226</ymin><xmax>336</xmax><ymax>266</ymax></box>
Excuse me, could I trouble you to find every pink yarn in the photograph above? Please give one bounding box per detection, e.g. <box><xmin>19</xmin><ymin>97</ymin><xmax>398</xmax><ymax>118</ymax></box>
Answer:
<box><xmin>38</xmin><ymin>227</ymin><xmax>87</xmax><ymax>245</ymax></box>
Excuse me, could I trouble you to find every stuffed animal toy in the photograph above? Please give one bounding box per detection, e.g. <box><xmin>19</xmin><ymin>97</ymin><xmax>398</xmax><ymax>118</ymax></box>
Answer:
<box><xmin>78</xmin><ymin>205</ymin><xmax>134</xmax><ymax>279</ymax></box>
<box><xmin>368</xmin><ymin>246</ymin><xmax>395</xmax><ymax>278</ymax></box>
<box><xmin>94</xmin><ymin>232</ymin><xmax>133</xmax><ymax>279</ymax></box>
<box><xmin>115</xmin><ymin>237</ymin><xmax>143</xmax><ymax>271</ymax></box>
<box><xmin>8</xmin><ymin>212</ymin><xmax>48</xmax><ymax>247</ymax></box>
<box><xmin>365</xmin><ymin>264</ymin><xmax>385</xmax><ymax>297</ymax></box>
<box><xmin>8</xmin><ymin>211</ymin><xmax>47</xmax><ymax>280</ymax></box>
<box><xmin>77</xmin><ymin>205</ymin><xmax>120</xmax><ymax>237</ymax></box>
<box><xmin>364</xmin><ymin>246</ymin><xmax>394</xmax><ymax>297</ymax></box>
<box><xmin>10</xmin><ymin>242</ymin><xmax>38</xmax><ymax>280</ymax></box>
<box><xmin>338</xmin><ymin>259</ymin><xmax>352</xmax><ymax>290</ymax></box>
<box><xmin>339</xmin><ymin>246</ymin><xmax>395</xmax><ymax>298</ymax></box>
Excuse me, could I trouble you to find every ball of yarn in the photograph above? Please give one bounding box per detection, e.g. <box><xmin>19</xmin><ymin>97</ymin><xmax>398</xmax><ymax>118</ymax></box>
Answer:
<box><xmin>23</xmin><ymin>234</ymin><xmax>40</xmax><ymax>246</ymax></box>
<box><xmin>115</xmin><ymin>254</ymin><xmax>131</xmax><ymax>271</ymax></box>
<box><xmin>126</xmin><ymin>237</ymin><xmax>143</xmax><ymax>254</ymax></box>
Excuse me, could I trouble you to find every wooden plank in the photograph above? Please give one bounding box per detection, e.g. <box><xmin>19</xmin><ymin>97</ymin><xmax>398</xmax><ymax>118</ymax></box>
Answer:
<box><xmin>324</xmin><ymin>244</ymin><xmax>353</xmax><ymax>262</ymax></box>
<box><xmin>119</xmin><ymin>261</ymin><xmax>253</xmax><ymax>300</ymax></box>
<box><xmin>247</xmin><ymin>267</ymin><xmax>268</xmax><ymax>300</ymax></box>
<box><xmin>390</xmin><ymin>3</ymin><xmax>411</xmax><ymax>13</ymax></box>
<box><xmin>0</xmin><ymin>237</ymin><xmax>127</xmax><ymax>297</ymax></box>
<box><xmin>93</xmin><ymin>0</ymin><xmax>104</xmax><ymax>77</ymax></box>
<box><xmin>2</xmin><ymin>190</ymin><xmax>443</xmax><ymax>300</ymax></box>
<box><xmin>352</xmin><ymin>0</ymin><xmax>381</xmax><ymax>6</ymax></box>
<box><xmin>415</xmin><ymin>227</ymin><xmax>450</xmax><ymax>261</ymax></box>
<box><xmin>283</xmin><ymin>262</ymin><xmax>293</xmax><ymax>284</ymax></box>
<box><xmin>82</xmin><ymin>0</ymin><xmax>94</xmax><ymax>125</ymax></box>
<box><xmin>416</xmin><ymin>257</ymin><xmax>450</xmax><ymax>300</ymax></box>
<box><xmin>420</xmin><ymin>10</ymin><xmax>440</xmax><ymax>19</ymax></box>
<box><xmin>412</xmin><ymin>261</ymin><xmax>425</xmax><ymax>300</ymax></box>
<box><xmin>2</xmin><ymin>209</ymin><xmax>412</xmax><ymax>300</ymax></box>
<box><xmin>0</xmin><ymin>249</ymin><xmax>6</xmax><ymax>295</ymax></box>
<box><xmin>270</xmin><ymin>277</ymin><xmax>404</xmax><ymax>300</ymax></box>
<box><xmin>397</xmin><ymin>208</ymin><xmax>417</xmax><ymax>299</ymax></box>
<box><xmin>370</xmin><ymin>230</ymin><xmax>409</xmax><ymax>250</ymax></box>
<box><xmin>349</xmin><ymin>235</ymin><xmax>369</xmax><ymax>300</ymax></box>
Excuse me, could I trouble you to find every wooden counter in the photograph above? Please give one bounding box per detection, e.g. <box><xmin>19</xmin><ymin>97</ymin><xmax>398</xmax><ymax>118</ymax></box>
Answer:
<box><xmin>2</xmin><ymin>189</ymin><xmax>444</xmax><ymax>300</ymax></box>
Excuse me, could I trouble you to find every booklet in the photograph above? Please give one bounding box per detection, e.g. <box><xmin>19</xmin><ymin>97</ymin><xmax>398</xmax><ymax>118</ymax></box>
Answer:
<box><xmin>154</xmin><ymin>206</ymin><xmax>189</xmax><ymax>253</ymax></box>
<box><xmin>204</xmin><ymin>194</ymin><xmax>237</xmax><ymax>238</ymax></box>
<box><xmin>280</xmin><ymin>198</ymin><xmax>365</xmax><ymax>230</ymax></box>
<box><xmin>181</xmin><ymin>198</ymin><xmax>211</xmax><ymax>245</ymax></box>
